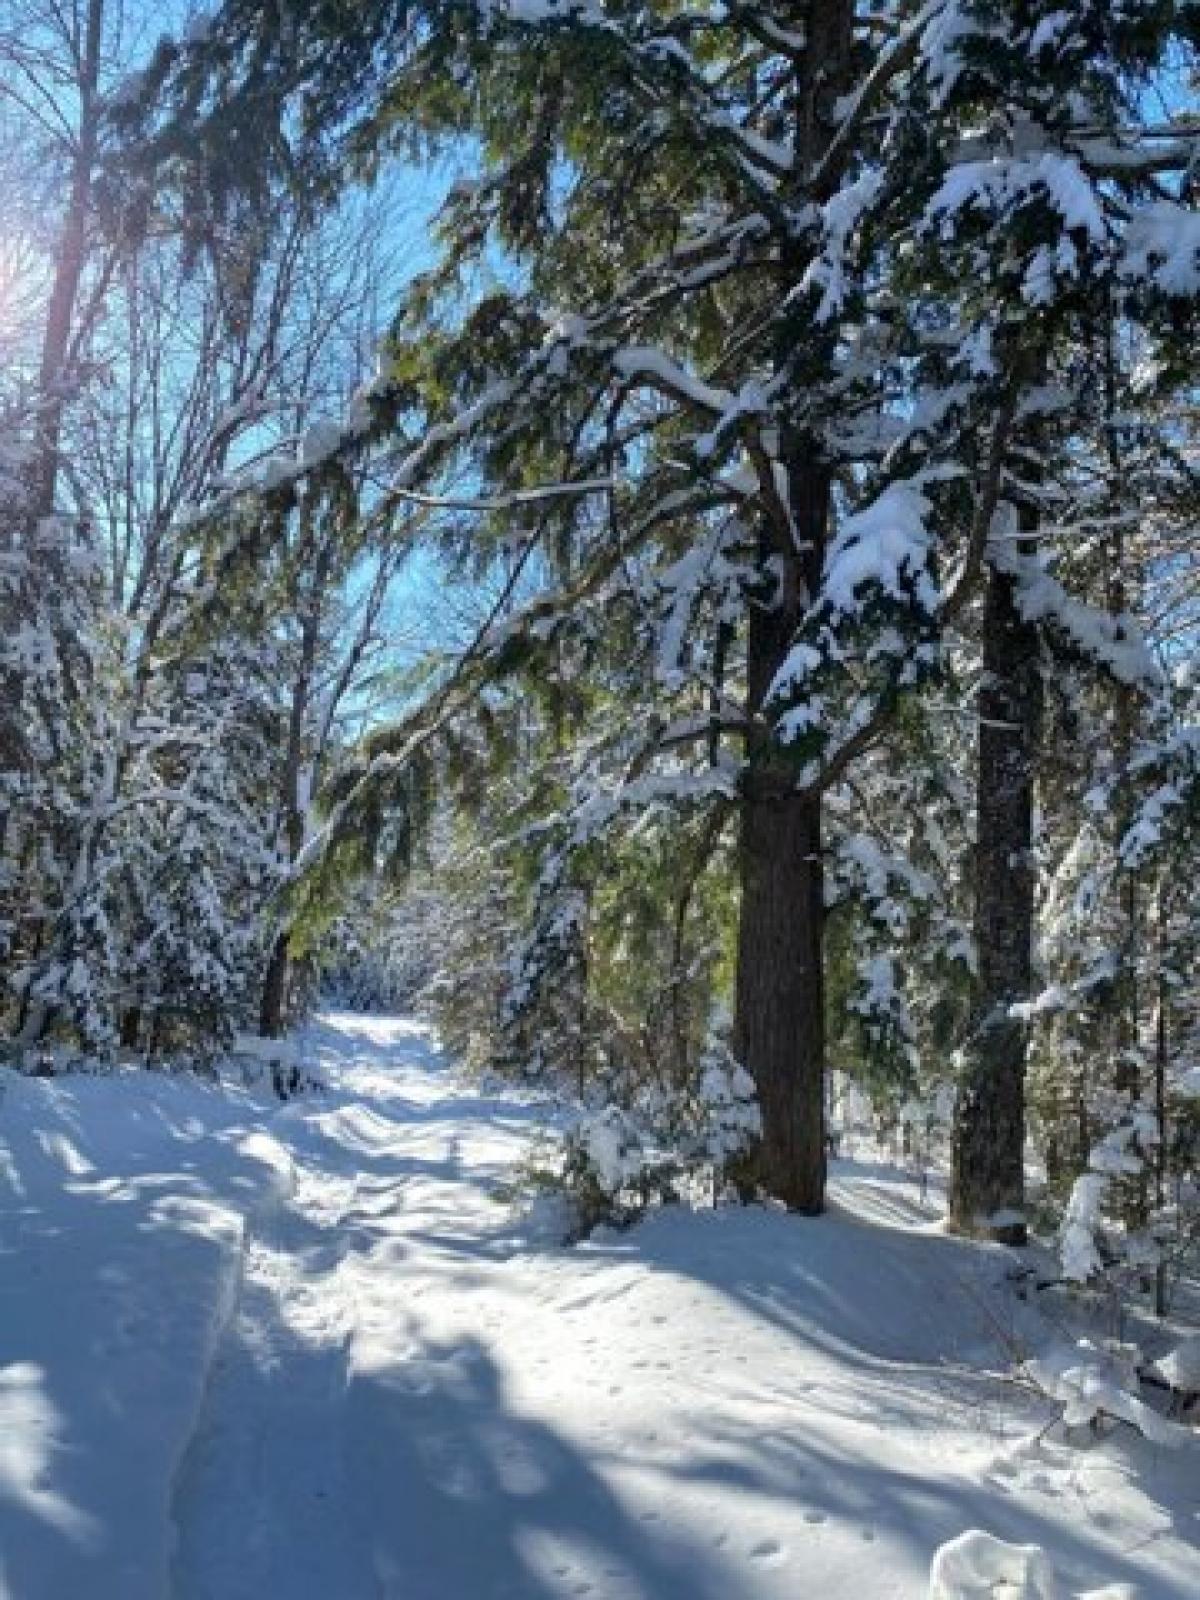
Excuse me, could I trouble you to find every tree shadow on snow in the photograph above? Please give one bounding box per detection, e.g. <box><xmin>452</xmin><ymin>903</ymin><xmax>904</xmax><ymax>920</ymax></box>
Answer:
<box><xmin>580</xmin><ymin>1200</ymin><xmax>1199</xmax><ymax>1599</ymax></box>
<box><xmin>344</xmin><ymin>1329</ymin><xmax>742</xmax><ymax>1600</ymax></box>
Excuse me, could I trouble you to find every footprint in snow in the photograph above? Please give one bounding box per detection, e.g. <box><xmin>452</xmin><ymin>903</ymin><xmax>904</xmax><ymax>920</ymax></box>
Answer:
<box><xmin>748</xmin><ymin>1539</ymin><xmax>788</xmax><ymax>1567</ymax></box>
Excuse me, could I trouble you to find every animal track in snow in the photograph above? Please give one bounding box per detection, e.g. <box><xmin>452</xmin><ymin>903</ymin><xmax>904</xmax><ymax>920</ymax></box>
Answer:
<box><xmin>748</xmin><ymin>1538</ymin><xmax>787</xmax><ymax>1567</ymax></box>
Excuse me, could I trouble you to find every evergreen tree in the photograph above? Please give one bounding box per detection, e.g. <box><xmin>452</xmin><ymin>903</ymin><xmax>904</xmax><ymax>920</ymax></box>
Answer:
<box><xmin>53</xmin><ymin>2</ymin><xmax>1196</xmax><ymax>1260</ymax></box>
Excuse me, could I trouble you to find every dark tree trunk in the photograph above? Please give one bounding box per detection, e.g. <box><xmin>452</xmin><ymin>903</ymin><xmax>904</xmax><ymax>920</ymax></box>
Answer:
<box><xmin>119</xmin><ymin>1007</ymin><xmax>142</xmax><ymax>1050</ymax></box>
<box><xmin>259</xmin><ymin>934</ymin><xmax>290</xmax><ymax>1039</ymax></box>
<box><xmin>734</xmin><ymin>751</ymin><xmax>826</xmax><ymax>1213</ymax></box>
<box><xmin>950</xmin><ymin>555</ymin><xmax>1043</xmax><ymax>1243</ymax></box>
<box><xmin>1153</xmin><ymin>898</ymin><xmax>1168</xmax><ymax>1316</ymax></box>
<box><xmin>734</xmin><ymin>445</ymin><xmax>831</xmax><ymax>1214</ymax></box>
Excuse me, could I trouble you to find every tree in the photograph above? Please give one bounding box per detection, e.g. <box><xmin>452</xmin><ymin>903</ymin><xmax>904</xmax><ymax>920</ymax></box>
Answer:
<box><xmin>131</xmin><ymin>1</ymin><xmax>985</xmax><ymax>1207</ymax></box>
<box><xmin>116</xmin><ymin>2</ymin><xmax>1200</xmax><ymax>1237</ymax></box>
<box><xmin>0</xmin><ymin>0</ymin><xmax>417</xmax><ymax>1056</ymax></box>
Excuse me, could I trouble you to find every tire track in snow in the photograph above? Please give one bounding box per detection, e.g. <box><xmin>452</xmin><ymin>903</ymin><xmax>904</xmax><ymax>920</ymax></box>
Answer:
<box><xmin>168</xmin><ymin>1134</ymin><xmax>380</xmax><ymax>1600</ymax></box>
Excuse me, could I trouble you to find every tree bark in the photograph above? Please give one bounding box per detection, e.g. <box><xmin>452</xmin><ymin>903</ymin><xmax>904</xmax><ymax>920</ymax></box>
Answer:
<box><xmin>259</xmin><ymin>933</ymin><xmax>290</xmax><ymax>1038</ymax></box>
<box><xmin>950</xmin><ymin>550</ymin><xmax>1043</xmax><ymax>1243</ymax></box>
<box><xmin>734</xmin><ymin>439</ymin><xmax>832</xmax><ymax>1214</ymax></box>
<box><xmin>734</xmin><ymin>748</ymin><xmax>827</xmax><ymax>1212</ymax></box>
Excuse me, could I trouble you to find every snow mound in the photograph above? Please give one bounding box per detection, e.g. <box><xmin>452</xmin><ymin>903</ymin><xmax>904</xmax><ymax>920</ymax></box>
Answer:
<box><xmin>236</xmin><ymin>1129</ymin><xmax>297</xmax><ymax>1209</ymax></box>
<box><xmin>1026</xmin><ymin>1340</ymin><xmax>1187</xmax><ymax>1446</ymax></box>
<box><xmin>929</xmin><ymin>1531</ymin><xmax>1056</xmax><ymax>1598</ymax></box>
<box><xmin>1156</xmin><ymin>1334</ymin><xmax>1200</xmax><ymax>1396</ymax></box>
<box><xmin>930</xmin><ymin>1531</ymin><xmax>1141</xmax><ymax>1599</ymax></box>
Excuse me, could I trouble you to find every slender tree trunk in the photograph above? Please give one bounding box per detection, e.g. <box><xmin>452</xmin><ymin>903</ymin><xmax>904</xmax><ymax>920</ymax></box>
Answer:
<box><xmin>4</xmin><ymin>1</ymin><xmax>106</xmax><ymax>1048</ymax></box>
<box><xmin>1153</xmin><ymin>885</ymin><xmax>1168</xmax><ymax>1316</ymax></box>
<box><xmin>259</xmin><ymin>934</ymin><xmax>290</xmax><ymax>1038</ymax></box>
<box><xmin>950</xmin><ymin>546</ymin><xmax>1043</xmax><ymax>1242</ymax></box>
<box><xmin>33</xmin><ymin>0</ymin><xmax>105</xmax><ymax>521</ymax></box>
<box><xmin>257</xmin><ymin>526</ymin><xmax>329</xmax><ymax>1037</ymax></box>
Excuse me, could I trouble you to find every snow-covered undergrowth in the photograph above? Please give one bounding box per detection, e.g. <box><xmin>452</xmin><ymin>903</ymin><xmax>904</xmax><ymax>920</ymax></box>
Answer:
<box><xmin>1</xmin><ymin>1016</ymin><xmax>1196</xmax><ymax>1600</ymax></box>
<box><xmin>527</xmin><ymin>1044</ymin><xmax>761</xmax><ymax>1236</ymax></box>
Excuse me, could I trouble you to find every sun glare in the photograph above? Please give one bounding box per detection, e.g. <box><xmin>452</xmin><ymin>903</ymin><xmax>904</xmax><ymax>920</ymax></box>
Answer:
<box><xmin>0</xmin><ymin>233</ymin><xmax>45</xmax><ymax>353</ymax></box>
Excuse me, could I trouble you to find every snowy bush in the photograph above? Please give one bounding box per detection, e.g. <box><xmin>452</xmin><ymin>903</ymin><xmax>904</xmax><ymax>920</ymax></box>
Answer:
<box><xmin>1059</xmin><ymin>1107</ymin><xmax>1164</xmax><ymax>1288</ymax></box>
<box><xmin>227</xmin><ymin>1036</ymin><xmax>324</xmax><ymax>1100</ymax></box>
<box><xmin>691</xmin><ymin>1048</ymin><xmax>762</xmax><ymax>1167</ymax></box>
<box><xmin>530</xmin><ymin>1040</ymin><xmax>761</xmax><ymax>1238</ymax></box>
<box><xmin>555</xmin><ymin>1106</ymin><xmax>669</xmax><ymax>1235</ymax></box>
<box><xmin>1025</xmin><ymin>1338</ymin><xmax>1186</xmax><ymax>1447</ymax></box>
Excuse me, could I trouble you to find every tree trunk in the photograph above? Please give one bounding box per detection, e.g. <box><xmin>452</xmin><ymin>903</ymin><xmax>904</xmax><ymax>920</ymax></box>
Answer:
<box><xmin>734</xmin><ymin>448</ymin><xmax>831</xmax><ymax>1214</ymax></box>
<box><xmin>257</xmin><ymin>521</ymin><xmax>330</xmax><ymax>1039</ymax></box>
<box><xmin>734</xmin><ymin>753</ymin><xmax>826</xmax><ymax>1213</ymax></box>
<box><xmin>1153</xmin><ymin>886</ymin><xmax>1168</xmax><ymax>1316</ymax></box>
<box><xmin>950</xmin><ymin>553</ymin><xmax>1043</xmax><ymax>1242</ymax></box>
<box><xmin>2</xmin><ymin>1</ymin><xmax>105</xmax><ymax>1043</ymax></box>
<box><xmin>259</xmin><ymin>933</ymin><xmax>290</xmax><ymax>1038</ymax></box>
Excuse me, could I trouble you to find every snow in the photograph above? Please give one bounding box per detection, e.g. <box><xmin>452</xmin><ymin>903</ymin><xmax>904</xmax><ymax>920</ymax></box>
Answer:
<box><xmin>1156</xmin><ymin>1336</ymin><xmax>1200</xmax><ymax>1396</ymax></box>
<box><xmin>802</xmin><ymin>168</ymin><xmax>885</xmax><ymax>322</ymax></box>
<box><xmin>0</xmin><ymin>1067</ymin><xmax>293</xmax><ymax>1598</ymax></box>
<box><xmin>2</xmin><ymin>1017</ymin><xmax>1197</xmax><ymax>1600</ymax></box>
<box><xmin>611</xmin><ymin>346</ymin><xmax>734</xmax><ymax>417</ymax></box>
<box><xmin>928</xmin><ymin>1530</ymin><xmax>1056</xmax><ymax>1599</ymax></box>
<box><xmin>230</xmin><ymin>1032</ymin><xmax>298</xmax><ymax>1065</ymax></box>
<box><xmin>574</xmin><ymin>1103</ymin><xmax>646</xmax><ymax>1191</ymax></box>
<box><xmin>929</xmin><ymin>155</ymin><xmax>1106</xmax><ymax>251</ymax></box>
<box><xmin>1121</xmin><ymin>202</ymin><xmax>1200</xmax><ymax>298</ymax></box>
<box><xmin>821</xmin><ymin>480</ymin><xmax>936</xmax><ymax>618</ymax></box>
<box><xmin>1026</xmin><ymin>1343</ymin><xmax>1188</xmax><ymax>1449</ymax></box>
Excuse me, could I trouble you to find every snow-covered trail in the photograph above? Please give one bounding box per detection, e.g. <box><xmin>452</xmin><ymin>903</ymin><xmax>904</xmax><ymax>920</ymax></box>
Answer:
<box><xmin>168</xmin><ymin>1015</ymin><xmax>560</xmax><ymax>1600</ymax></box>
<box><xmin>3</xmin><ymin>1014</ymin><xmax>1197</xmax><ymax>1600</ymax></box>
<box><xmin>165</xmin><ymin>1016</ymin><xmax>1195</xmax><ymax>1600</ymax></box>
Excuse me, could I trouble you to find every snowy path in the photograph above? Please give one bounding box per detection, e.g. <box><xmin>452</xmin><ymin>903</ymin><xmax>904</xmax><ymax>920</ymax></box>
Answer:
<box><xmin>3</xmin><ymin>1015</ymin><xmax>1197</xmax><ymax>1599</ymax></box>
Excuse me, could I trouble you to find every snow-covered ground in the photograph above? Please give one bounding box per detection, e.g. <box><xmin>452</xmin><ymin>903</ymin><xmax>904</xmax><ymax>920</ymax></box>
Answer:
<box><xmin>1</xmin><ymin>1015</ymin><xmax>1195</xmax><ymax>1599</ymax></box>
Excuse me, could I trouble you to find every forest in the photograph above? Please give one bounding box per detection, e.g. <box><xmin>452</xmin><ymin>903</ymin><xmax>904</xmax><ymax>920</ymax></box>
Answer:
<box><xmin>2</xmin><ymin>4</ymin><xmax>1200</xmax><ymax>1598</ymax></box>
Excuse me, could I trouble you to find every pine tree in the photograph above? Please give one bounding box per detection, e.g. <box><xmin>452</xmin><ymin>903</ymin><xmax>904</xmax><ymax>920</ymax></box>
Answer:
<box><xmin>138</xmin><ymin>1</ymin><xmax>1021</xmax><ymax>1207</ymax></box>
<box><xmin>119</xmin><ymin>3</ymin><xmax>1200</xmax><ymax>1232</ymax></box>
<box><xmin>906</xmin><ymin>0</ymin><xmax>1200</xmax><ymax>1237</ymax></box>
